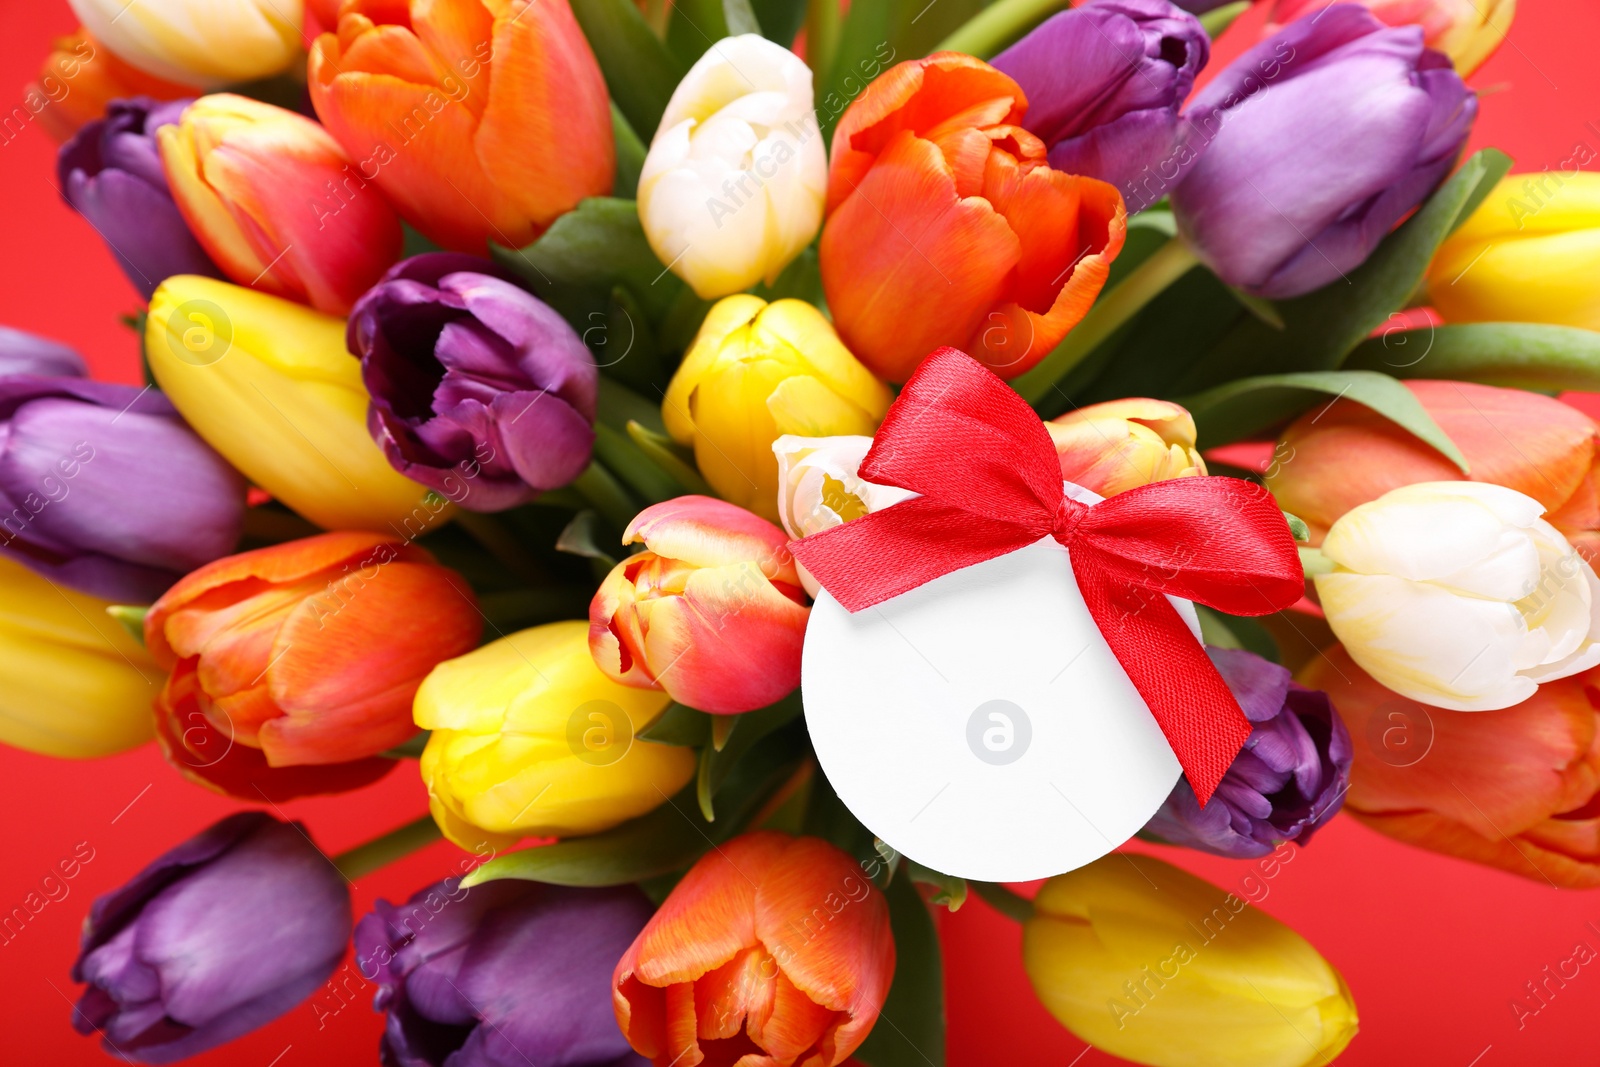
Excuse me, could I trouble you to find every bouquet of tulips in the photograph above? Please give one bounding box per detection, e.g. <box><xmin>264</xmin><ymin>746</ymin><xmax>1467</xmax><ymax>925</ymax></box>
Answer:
<box><xmin>12</xmin><ymin>0</ymin><xmax>1595</xmax><ymax>1062</ymax></box>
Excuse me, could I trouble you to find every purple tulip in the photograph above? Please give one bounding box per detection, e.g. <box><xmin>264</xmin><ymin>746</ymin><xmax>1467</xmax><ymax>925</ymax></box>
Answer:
<box><xmin>72</xmin><ymin>813</ymin><xmax>351</xmax><ymax>1064</ymax></box>
<box><xmin>1144</xmin><ymin>647</ymin><xmax>1352</xmax><ymax>858</ymax></box>
<box><xmin>0</xmin><ymin>325</ymin><xmax>88</xmax><ymax>378</ymax></box>
<box><xmin>0</xmin><ymin>377</ymin><xmax>245</xmax><ymax>602</ymax></box>
<box><xmin>1170</xmin><ymin>4</ymin><xmax>1477</xmax><ymax>298</ymax></box>
<box><xmin>355</xmin><ymin>877</ymin><xmax>652</xmax><ymax>1067</ymax></box>
<box><xmin>1168</xmin><ymin>0</ymin><xmax>1237</xmax><ymax>11</ymax></box>
<box><xmin>992</xmin><ymin>0</ymin><xmax>1210</xmax><ymax>211</ymax></box>
<box><xmin>348</xmin><ymin>253</ymin><xmax>599</xmax><ymax>512</ymax></box>
<box><xmin>58</xmin><ymin>98</ymin><xmax>222</xmax><ymax>301</ymax></box>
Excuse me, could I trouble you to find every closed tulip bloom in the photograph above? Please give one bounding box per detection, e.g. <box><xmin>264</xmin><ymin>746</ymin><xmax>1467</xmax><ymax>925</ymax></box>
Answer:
<box><xmin>0</xmin><ymin>555</ymin><xmax>158</xmax><ymax>759</ymax></box>
<box><xmin>59</xmin><ymin>97</ymin><xmax>222</xmax><ymax>301</ymax></box>
<box><xmin>1047</xmin><ymin>398</ymin><xmax>1206</xmax><ymax>498</ymax></box>
<box><xmin>357</xmin><ymin>878</ymin><xmax>653</xmax><ymax>1067</ymax></box>
<box><xmin>639</xmin><ymin>35</ymin><xmax>826</xmax><ymax>299</ymax></box>
<box><xmin>309</xmin><ymin>0</ymin><xmax>613</xmax><ymax>254</ymax></box>
<box><xmin>0</xmin><ymin>376</ymin><xmax>246</xmax><ymax>603</ymax></box>
<box><xmin>773</xmin><ymin>434</ymin><xmax>915</xmax><ymax>598</ymax></box>
<box><xmin>665</xmin><ymin>296</ymin><xmax>890</xmax><ymax>520</ymax></box>
<box><xmin>820</xmin><ymin>52</ymin><xmax>1127</xmax><ymax>383</ymax></box>
<box><xmin>67</xmin><ymin>0</ymin><xmax>303</xmax><ymax>89</ymax></box>
<box><xmin>29</xmin><ymin>30</ymin><xmax>196</xmax><ymax>143</ymax></box>
<box><xmin>1025</xmin><ymin>853</ymin><xmax>1357</xmax><ymax>1067</ymax></box>
<box><xmin>418</xmin><ymin>621</ymin><xmax>696</xmax><ymax>851</ymax></box>
<box><xmin>158</xmin><ymin>94</ymin><xmax>403</xmax><ymax>315</ymax></box>
<box><xmin>1428</xmin><ymin>172</ymin><xmax>1600</xmax><ymax>330</ymax></box>
<box><xmin>146</xmin><ymin>275</ymin><xmax>440</xmax><ymax>532</ymax></box>
<box><xmin>590</xmin><ymin>496</ymin><xmax>810</xmax><ymax>715</ymax></box>
<box><xmin>1172</xmin><ymin>6</ymin><xmax>1476</xmax><ymax>298</ymax></box>
<box><xmin>1313</xmin><ymin>481</ymin><xmax>1600</xmax><ymax>711</ymax></box>
<box><xmin>614</xmin><ymin>831</ymin><xmax>895</xmax><ymax>1067</ymax></box>
<box><xmin>145</xmin><ymin>530</ymin><xmax>479</xmax><ymax>791</ymax></box>
<box><xmin>992</xmin><ymin>0</ymin><xmax>1210</xmax><ymax>211</ymax></box>
<box><xmin>1269</xmin><ymin>0</ymin><xmax>1515</xmax><ymax>76</ymax></box>
<box><xmin>1145</xmin><ymin>648</ymin><xmax>1351</xmax><ymax>858</ymax></box>
<box><xmin>1302</xmin><ymin>644</ymin><xmax>1600</xmax><ymax>887</ymax></box>
<box><xmin>72</xmin><ymin>812</ymin><xmax>349</xmax><ymax>1063</ymax></box>
<box><xmin>348</xmin><ymin>254</ymin><xmax>598</xmax><ymax>511</ymax></box>
<box><xmin>0</xmin><ymin>325</ymin><xmax>87</xmax><ymax>378</ymax></box>
<box><xmin>1268</xmin><ymin>380</ymin><xmax>1600</xmax><ymax>560</ymax></box>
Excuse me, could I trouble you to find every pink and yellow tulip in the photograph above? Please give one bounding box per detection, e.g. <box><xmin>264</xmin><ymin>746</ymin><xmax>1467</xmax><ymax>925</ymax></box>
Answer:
<box><xmin>1268</xmin><ymin>0</ymin><xmax>1514</xmax><ymax>77</ymax></box>
<box><xmin>589</xmin><ymin>496</ymin><xmax>809</xmax><ymax>715</ymax></box>
<box><xmin>1047</xmin><ymin>398</ymin><xmax>1206</xmax><ymax>498</ymax></box>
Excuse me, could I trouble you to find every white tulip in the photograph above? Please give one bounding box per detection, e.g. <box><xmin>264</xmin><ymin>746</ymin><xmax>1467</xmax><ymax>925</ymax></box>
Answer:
<box><xmin>638</xmin><ymin>34</ymin><xmax>827</xmax><ymax>300</ymax></box>
<box><xmin>773</xmin><ymin>434</ymin><xmax>914</xmax><ymax>597</ymax></box>
<box><xmin>1314</xmin><ymin>481</ymin><xmax>1600</xmax><ymax>711</ymax></box>
<box><xmin>68</xmin><ymin>0</ymin><xmax>304</xmax><ymax>89</ymax></box>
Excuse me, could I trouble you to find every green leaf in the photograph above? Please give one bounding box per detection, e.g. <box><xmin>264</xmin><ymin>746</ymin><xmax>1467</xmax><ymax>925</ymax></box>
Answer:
<box><xmin>598</xmin><ymin>285</ymin><xmax>665</xmax><ymax>394</ymax></box>
<box><xmin>854</xmin><ymin>875</ymin><xmax>946</xmax><ymax>1067</ymax></box>
<box><xmin>752</xmin><ymin>0</ymin><xmax>807</xmax><ymax>44</ymax></box>
<box><xmin>707</xmin><ymin>694</ymin><xmax>804</xmax><ymax>795</ymax></box>
<box><xmin>1342</xmin><ymin>322</ymin><xmax>1600</xmax><ymax>391</ymax></box>
<box><xmin>1179</xmin><ymin>370</ymin><xmax>1468</xmax><ymax>470</ymax></box>
<box><xmin>665</xmin><ymin>0</ymin><xmax>753</xmax><ymax>67</ymax></box>
<box><xmin>106</xmin><ymin>606</ymin><xmax>148</xmax><ymax>645</ymax></box>
<box><xmin>627</xmin><ymin>420</ymin><xmax>716</xmax><ymax>496</ymax></box>
<box><xmin>1283</xmin><ymin>511</ymin><xmax>1311</xmax><ymax>543</ymax></box>
<box><xmin>610</xmin><ymin>103</ymin><xmax>647</xmax><ymax>200</ymax></box>
<box><xmin>594</xmin><ymin>423</ymin><xmax>685</xmax><ymax>504</ymax></box>
<box><xmin>555</xmin><ymin>510</ymin><xmax>618</xmax><ymax>568</ymax></box>
<box><xmin>598</xmin><ymin>376</ymin><xmax>666</xmax><ymax>434</ymax></box>
<box><xmin>569</xmin><ymin>0</ymin><xmax>686</xmax><ymax>138</ymax></box>
<box><xmin>906</xmin><ymin>861</ymin><xmax>967</xmax><ymax>912</ymax></box>
<box><xmin>818</xmin><ymin>3</ymin><xmax>905</xmax><ymax>142</ymax></box>
<box><xmin>749</xmin><ymin>247</ymin><xmax>825</xmax><ymax>308</ymax></box>
<box><xmin>935</xmin><ymin>0</ymin><xmax>1068</xmax><ymax>58</ymax></box>
<box><xmin>638</xmin><ymin>703</ymin><xmax>714</xmax><ymax>746</ymax></box>
<box><xmin>1195</xmin><ymin>606</ymin><xmax>1281</xmax><ymax>664</ymax></box>
<box><xmin>1198</xmin><ymin>0</ymin><xmax>1250</xmax><ymax>38</ymax></box>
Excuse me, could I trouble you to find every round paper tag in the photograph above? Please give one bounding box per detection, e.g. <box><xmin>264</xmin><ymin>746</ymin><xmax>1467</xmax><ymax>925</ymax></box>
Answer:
<box><xmin>801</xmin><ymin>536</ymin><xmax>1197</xmax><ymax>882</ymax></box>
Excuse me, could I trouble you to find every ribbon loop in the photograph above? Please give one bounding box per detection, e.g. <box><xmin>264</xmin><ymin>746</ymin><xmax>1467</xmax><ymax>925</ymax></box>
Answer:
<box><xmin>791</xmin><ymin>348</ymin><xmax>1305</xmax><ymax>804</ymax></box>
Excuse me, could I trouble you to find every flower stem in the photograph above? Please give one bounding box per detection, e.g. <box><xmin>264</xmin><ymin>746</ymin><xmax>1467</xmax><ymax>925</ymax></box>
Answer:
<box><xmin>971</xmin><ymin>881</ymin><xmax>1036</xmax><ymax>922</ymax></box>
<box><xmin>332</xmin><ymin>816</ymin><xmax>442</xmax><ymax>882</ymax></box>
<box><xmin>574</xmin><ymin>460</ymin><xmax>642</xmax><ymax>532</ymax></box>
<box><xmin>1299</xmin><ymin>546</ymin><xmax>1335</xmax><ymax>577</ymax></box>
<box><xmin>806</xmin><ymin>0</ymin><xmax>841</xmax><ymax>82</ymax></box>
<box><xmin>935</xmin><ymin>0</ymin><xmax>1072</xmax><ymax>58</ymax></box>
<box><xmin>1012</xmin><ymin>236</ymin><xmax>1200</xmax><ymax>408</ymax></box>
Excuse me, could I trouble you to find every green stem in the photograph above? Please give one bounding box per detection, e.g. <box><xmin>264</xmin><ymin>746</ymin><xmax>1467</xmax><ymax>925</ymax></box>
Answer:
<box><xmin>451</xmin><ymin>510</ymin><xmax>549</xmax><ymax>586</ymax></box>
<box><xmin>971</xmin><ymin>881</ymin><xmax>1036</xmax><ymax>922</ymax></box>
<box><xmin>332</xmin><ymin>816</ymin><xmax>442</xmax><ymax>881</ymax></box>
<box><xmin>1299</xmin><ymin>546</ymin><xmax>1335</xmax><ymax>577</ymax></box>
<box><xmin>574</xmin><ymin>460</ymin><xmax>642</xmax><ymax>532</ymax></box>
<box><xmin>1199</xmin><ymin>0</ymin><xmax>1251</xmax><ymax>39</ymax></box>
<box><xmin>935</xmin><ymin>0</ymin><xmax>1072</xmax><ymax>58</ymax></box>
<box><xmin>806</xmin><ymin>0</ymin><xmax>840</xmax><ymax>86</ymax></box>
<box><xmin>1013</xmin><ymin>236</ymin><xmax>1200</xmax><ymax>407</ymax></box>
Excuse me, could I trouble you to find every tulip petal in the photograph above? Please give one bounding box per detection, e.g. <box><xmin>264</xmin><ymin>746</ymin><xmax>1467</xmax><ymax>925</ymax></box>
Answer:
<box><xmin>625</xmin><ymin>497</ymin><xmax>796</xmax><ymax>576</ymax></box>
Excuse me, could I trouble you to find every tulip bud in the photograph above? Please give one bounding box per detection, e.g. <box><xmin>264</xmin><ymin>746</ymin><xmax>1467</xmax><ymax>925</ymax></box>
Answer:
<box><xmin>1172</xmin><ymin>6</ymin><xmax>1476</xmax><ymax>298</ymax></box>
<box><xmin>1047</xmin><ymin>398</ymin><xmax>1206</xmax><ymax>498</ymax></box>
<box><xmin>59</xmin><ymin>97</ymin><xmax>223</xmax><ymax>301</ymax></box>
<box><xmin>66</xmin><ymin>0</ymin><xmax>304</xmax><ymax>89</ymax></box>
<box><xmin>0</xmin><ymin>325</ymin><xmax>86</xmax><ymax>378</ymax></box>
<box><xmin>309</xmin><ymin>0</ymin><xmax>613</xmax><ymax>254</ymax></box>
<box><xmin>1145</xmin><ymin>648</ymin><xmax>1351</xmax><ymax>858</ymax></box>
<box><xmin>1313</xmin><ymin>481</ymin><xmax>1600</xmax><ymax>711</ymax></box>
<box><xmin>1428</xmin><ymin>172</ymin><xmax>1600</xmax><ymax>331</ymax></box>
<box><xmin>28</xmin><ymin>30</ymin><xmax>196</xmax><ymax>143</ymax></box>
<box><xmin>614</xmin><ymin>831</ymin><xmax>895</xmax><ymax>1067</ymax></box>
<box><xmin>664</xmin><ymin>296</ymin><xmax>891</xmax><ymax>520</ymax></box>
<box><xmin>1302</xmin><ymin>644</ymin><xmax>1600</xmax><ymax>887</ymax></box>
<box><xmin>145</xmin><ymin>275</ymin><xmax>442</xmax><ymax>532</ymax></box>
<box><xmin>357</xmin><ymin>878</ymin><xmax>653</xmax><ymax>1066</ymax></box>
<box><xmin>1025</xmin><ymin>853</ymin><xmax>1357</xmax><ymax>1067</ymax></box>
<box><xmin>418</xmin><ymin>620</ymin><xmax>697</xmax><ymax>851</ymax></box>
<box><xmin>348</xmin><ymin>254</ymin><xmax>599</xmax><ymax>511</ymax></box>
<box><xmin>158</xmin><ymin>94</ymin><xmax>403</xmax><ymax>315</ymax></box>
<box><xmin>72</xmin><ymin>812</ymin><xmax>350</xmax><ymax>1063</ymax></box>
<box><xmin>821</xmin><ymin>53</ymin><xmax>1127</xmax><ymax>382</ymax></box>
<box><xmin>145</xmin><ymin>532</ymin><xmax>480</xmax><ymax>800</ymax></box>
<box><xmin>589</xmin><ymin>496</ymin><xmax>810</xmax><ymax>715</ymax></box>
<box><xmin>0</xmin><ymin>554</ymin><xmax>157</xmax><ymax>759</ymax></box>
<box><xmin>639</xmin><ymin>34</ymin><xmax>826</xmax><ymax>299</ymax></box>
<box><xmin>992</xmin><ymin>0</ymin><xmax>1210</xmax><ymax>212</ymax></box>
<box><xmin>773</xmin><ymin>434</ymin><xmax>916</xmax><ymax>597</ymax></box>
<box><xmin>0</xmin><ymin>376</ymin><xmax>246</xmax><ymax>603</ymax></box>
<box><xmin>1269</xmin><ymin>0</ymin><xmax>1515</xmax><ymax>76</ymax></box>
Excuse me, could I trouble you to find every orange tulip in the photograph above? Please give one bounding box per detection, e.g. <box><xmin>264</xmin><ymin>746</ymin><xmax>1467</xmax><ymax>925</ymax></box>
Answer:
<box><xmin>1301</xmin><ymin>644</ymin><xmax>1600</xmax><ymax>887</ymax></box>
<box><xmin>613</xmin><ymin>831</ymin><xmax>895</xmax><ymax>1067</ymax></box>
<box><xmin>819</xmin><ymin>52</ymin><xmax>1126</xmax><ymax>383</ymax></box>
<box><xmin>1267</xmin><ymin>380</ymin><xmax>1600</xmax><ymax>560</ymax></box>
<box><xmin>308</xmin><ymin>0</ymin><xmax>613</xmax><ymax>254</ymax></box>
<box><xmin>1047</xmin><ymin>398</ymin><xmax>1206</xmax><ymax>498</ymax></box>
<box><xmin>145</xmin><ymin>531</ymin><xmax>482</xmax><ymax>799</ymax></box>
<box><xmin>26</xmin><ymin>30</ymin><xmax>196</xmax><ymax>143</ymax></box>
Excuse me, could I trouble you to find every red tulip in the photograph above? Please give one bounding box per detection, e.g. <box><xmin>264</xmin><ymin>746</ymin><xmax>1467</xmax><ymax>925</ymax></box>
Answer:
<box><xmin>819</xmin><ymin>52</ymin><xmax>1126</xmax><ymax>383</ymax></box>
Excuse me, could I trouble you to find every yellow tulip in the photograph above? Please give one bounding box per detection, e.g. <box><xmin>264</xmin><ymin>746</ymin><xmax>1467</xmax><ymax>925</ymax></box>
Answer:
<box><xmin>0</xmin><ymin>555</ymin><xmax>158</xmax><ymax>758</ymax></box>
<box><xmin>664</xmin><ymin>296</ymin><xmax>891</xmax><ymax>521</ymax></box>
<box><xmin>66</xmin><ymin>0</ymin><xmax>304</xmax><ymax>90</ymax></box>
<box><xmin>1024</xmin><ymin>853</ymin><xmax>1358</xmax><ymax>1067</ymax></box>
<box><xmin>416</xmin><ymin>620</ymin><xmax>696</xmax><ymax>852</ymax></box>
<box><xmin>1046</xmin><ymin>398</ymin><xmax>1207</xmax><ymax>499</ymax></box>
<box><xmin>146</xmin><ymin>275</ymin><xmax>441</xmax><ymax>532</ymax></box>
<box><xmin>1429</xmin><ymin>172</ymin><xmax>1600</xmax><ymax>330</ymax></box>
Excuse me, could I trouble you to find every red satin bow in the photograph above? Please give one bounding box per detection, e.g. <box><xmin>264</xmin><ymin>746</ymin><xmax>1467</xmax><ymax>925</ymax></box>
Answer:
<box><xmin>790</xmin><ymin>348</ymin><xmax>1304</xmax><ymax>804</ymax></box>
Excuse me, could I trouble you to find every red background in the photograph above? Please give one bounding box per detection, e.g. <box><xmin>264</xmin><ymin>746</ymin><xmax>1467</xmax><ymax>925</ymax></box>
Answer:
<box><xmin>3</xmin><ymin>2</ymin><xmax>1599</xmax><ymax>1064</ymax></box>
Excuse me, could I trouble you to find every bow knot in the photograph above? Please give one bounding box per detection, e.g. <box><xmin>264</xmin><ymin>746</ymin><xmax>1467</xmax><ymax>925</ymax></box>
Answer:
<box><xmin>789</xmin><ymin>348</ymin><xmax>1305</xmax><ymax>805</ymax></box>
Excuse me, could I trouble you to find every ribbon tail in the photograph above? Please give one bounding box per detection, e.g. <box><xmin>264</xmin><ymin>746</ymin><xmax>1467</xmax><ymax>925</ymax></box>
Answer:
<box><xmin>1075</xmin><ymin>567</ymin><xmax>1251</xmax><ymax>805</ymax></box>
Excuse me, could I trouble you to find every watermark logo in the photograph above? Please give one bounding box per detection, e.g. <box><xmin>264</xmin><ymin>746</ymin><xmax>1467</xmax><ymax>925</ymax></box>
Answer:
<box><xmin>967</xmin><ymin>699</ymin><xmax>1032</xmax><ymax>765</ymax></box>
